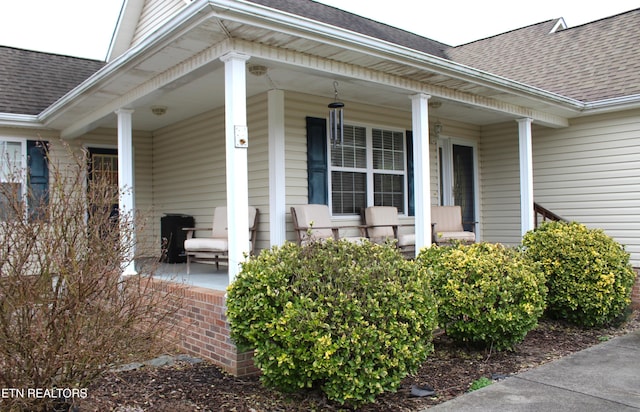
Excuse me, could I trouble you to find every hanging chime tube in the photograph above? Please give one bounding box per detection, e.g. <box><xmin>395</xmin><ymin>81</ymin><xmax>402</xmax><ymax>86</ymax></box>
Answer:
<box><xmin>328</xmin><ymin>101</ymin><xmax>344</xmax><ymax>147</ymax></box>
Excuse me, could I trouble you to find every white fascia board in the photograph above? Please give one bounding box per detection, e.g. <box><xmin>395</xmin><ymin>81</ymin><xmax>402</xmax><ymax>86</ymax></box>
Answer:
<box><xmin>582</xmin><ymin>94</ymin><xmax>640</xmax><ymax>114</ymax></box>
<box><xmin>39</xmin><ymin>0</ymin><xmax>214</xmax><ymax>129</ymax></box>
<box><xmin>0</xmin><ymin>113</ymin><xmax>45</xmax><ymax>129</ymax></box>
<box><xmin>224</xmin><ymin>0</ymin><xmax>585</xmax><ymax>111</ymax></box>
<box><xmin>40</xmin><ymin>0</ymin><xmax>636</xmax><ymax>134</ymax></box>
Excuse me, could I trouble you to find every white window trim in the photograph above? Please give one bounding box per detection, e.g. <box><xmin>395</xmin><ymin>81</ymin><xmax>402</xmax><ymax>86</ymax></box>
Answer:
<box><xmin>1</xmin><ymin>137</ymin><xmax>28</xmax><ymax>211</ymax></box>
<box><xmin>327</xmin><ymin>122</ymin><xmax>408</xmax><ymax>217</ymax></box>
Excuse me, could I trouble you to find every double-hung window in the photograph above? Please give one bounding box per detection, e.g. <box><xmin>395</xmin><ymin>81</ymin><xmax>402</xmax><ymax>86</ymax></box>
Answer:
<box><xmin>0</xmin><ymin>139</ymin><xmax>48</xmax><ymax>220</ymax></box>
<box><xmin>0</xmin><ymin>139</ymin><xmax>26</xmax><ymax>219</ymax></box>
<box><xmin>329</xmin><ymin>124</ymin><xmax>407</xmax><ymax>215</ymax></box>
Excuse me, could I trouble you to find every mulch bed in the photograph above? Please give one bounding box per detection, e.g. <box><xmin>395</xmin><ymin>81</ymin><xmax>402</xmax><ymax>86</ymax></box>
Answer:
<box><xmin>77</xmin><ymin>309</ymin><xmax>640</xmax><ymax>411</ymax></box>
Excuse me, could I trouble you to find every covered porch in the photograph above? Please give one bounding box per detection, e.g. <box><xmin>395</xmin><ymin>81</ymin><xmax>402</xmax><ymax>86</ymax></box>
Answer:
<box><xmin>154</xmin><ymin>262</ymin><xmax>229</xmax><ymax>291</ymax></box>
<box><xmin>46</xmin><ymin>1</ymin><xmax>576</xmax><ymax>374</ymax></box>
<box><xmin>46</xmin><ymin>1</ymin><xmax>571</xmax><ymax>285</ymax></box>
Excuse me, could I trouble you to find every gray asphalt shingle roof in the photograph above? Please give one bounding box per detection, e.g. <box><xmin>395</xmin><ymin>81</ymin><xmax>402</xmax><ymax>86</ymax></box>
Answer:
<box><xmin>249</xmin><ymin>0</ymin><xmax>451</xmax><ymax>58</ymax></box>
<box><xmin>446</xmin><ymin>9</ymin><xmax>640</xmax><ymax>102</ymax></box>
<box><xmin>0</xmin><ymin>46</ymin><xmax>105</xmax><ymax>115</ymax></box>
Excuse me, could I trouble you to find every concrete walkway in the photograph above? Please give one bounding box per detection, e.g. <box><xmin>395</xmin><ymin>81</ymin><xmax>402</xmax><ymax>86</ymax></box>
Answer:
<box><xmin>424</xmin><ymin>330</ymin><xmax>640</xmax><ymax>411</ymax></box>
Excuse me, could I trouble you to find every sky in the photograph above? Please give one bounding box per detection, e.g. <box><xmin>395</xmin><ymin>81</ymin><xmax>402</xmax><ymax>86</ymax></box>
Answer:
<box><xmin>0</xmin><ymin>0</ymin><xmax>638</xmax><ymax>60</ymax></box>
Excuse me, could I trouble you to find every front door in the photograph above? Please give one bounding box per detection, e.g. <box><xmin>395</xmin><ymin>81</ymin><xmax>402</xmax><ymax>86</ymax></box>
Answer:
<box><xmin>88</xmin><ymin>147</ymin><xmax>118</xmax><ymax>220</ymax></box>
<box><xmin>438</xmin><ymin>139</ymin><xmax>477</xmax><ymax>232</ymax></box>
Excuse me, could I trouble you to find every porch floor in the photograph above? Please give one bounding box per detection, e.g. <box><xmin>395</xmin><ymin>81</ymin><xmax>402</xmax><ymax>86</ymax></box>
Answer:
<box><xmin>153</xmin><ymin>262</ymin><xmax>229</xmax><ymax>291</ymax></box>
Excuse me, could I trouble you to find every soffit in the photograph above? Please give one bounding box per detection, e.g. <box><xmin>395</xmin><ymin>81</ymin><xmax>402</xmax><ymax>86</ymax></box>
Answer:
<box><xmin>44</xmin><ymin>4</ymin><xmax>576</xmax><ymax>135</ymax></box>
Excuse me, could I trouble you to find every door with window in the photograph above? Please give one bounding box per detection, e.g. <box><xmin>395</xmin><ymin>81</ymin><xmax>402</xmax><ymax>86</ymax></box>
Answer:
<box><xmin>88</xmin><ymin>148</ymin><xmax>118</xmax><ymax>221</ymax></box>
<box><xmin>438</xmin><ymin>139</ymin><xmax>477</xmax><ymax>232</ymax></box>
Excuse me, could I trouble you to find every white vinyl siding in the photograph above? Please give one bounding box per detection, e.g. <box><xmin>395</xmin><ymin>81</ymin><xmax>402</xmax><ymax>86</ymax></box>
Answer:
<box><xmin>151</xmin><ymin>94</ymin><xmax>269</xmax><ymax>253</ymax></box>
<box><xmin>246</xmin><ymin>93</ymin><xmax>270</xmax><ymax>251</ymax></box>
<box><xmin>478</xmin><ymin>122</ymin><xmax>523</xmax><ymax>246</ymax></box>
<box><xmin>477</xmin><ymin>111</ymin><xmax>640</xmax><ymax>267</ymax></box>
<box><xmin>532</xmin><ymin>110</ymin><xmax>640</xmax><ymax>266</ymax></box>
<box><xmin>152</xmin><ymin>108</ymin><xmax>227</xmax><ymax>249</ymax></box>
<box><xmin>131</xmin><ymin>0</ymin><xmax>187</xmax><ymax>48</ymax></box>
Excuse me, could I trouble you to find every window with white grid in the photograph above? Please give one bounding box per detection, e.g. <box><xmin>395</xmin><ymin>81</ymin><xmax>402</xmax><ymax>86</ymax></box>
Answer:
<box><xmin>329</xmin><ymin>125</ymin><xmax>406</xmax><ymax>215</ymax></box>
<box><xmin>0</xmin><ymin>140</ymin><xmax>26</xmax><ymax>219</ymax></box>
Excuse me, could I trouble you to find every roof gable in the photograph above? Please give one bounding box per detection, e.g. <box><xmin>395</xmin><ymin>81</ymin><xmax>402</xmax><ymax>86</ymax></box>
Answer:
<box><xmin>108</xmin><ymin>0</ymin><xmax>189</xmax><ymax>61</ymax></box>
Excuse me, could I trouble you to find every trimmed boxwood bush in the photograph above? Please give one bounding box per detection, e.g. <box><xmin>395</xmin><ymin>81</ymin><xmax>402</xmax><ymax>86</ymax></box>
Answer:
<box><xmin>522</xmin><ymin>221</ymin><xmax>635</xmax><ymax>327</ymax></box>
<box><xmin>417</xmin><ymin>243</ymin><xmax>546</xmax><ymax>350</ymax></box>
<box><xmin>226</xmin><ymin>239</ymin><xmax>438</xmax><ymax>406</ymax></box>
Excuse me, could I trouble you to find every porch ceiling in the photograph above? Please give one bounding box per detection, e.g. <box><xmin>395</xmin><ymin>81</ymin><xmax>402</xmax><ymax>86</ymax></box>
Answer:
<box><xmin>46</xmin><ymin>2</ymin><xmax>577</xmax><ymax>137</ymax></box>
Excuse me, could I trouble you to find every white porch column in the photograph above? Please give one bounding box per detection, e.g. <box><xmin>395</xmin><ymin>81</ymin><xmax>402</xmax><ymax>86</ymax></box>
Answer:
<box><xmin>517</xmin><ymin>118</ymin><xmax>535</xmax><ymax>236</ymax></box>
<box><xmin>410</xmin><ymin>93</ymin><xmax>432</xmax><ymax>255</ymax></box>
<box><xmin>221</xmin><ymin>52</ymin><xmax>250</xmax><ymax>283</ymax></box>
<box><xmin>268</xmin><ymin>89</ymin><xmax>286</xmax><ymax>246</ymax></box>
<box><xmin>116</xmin><ymin>108</ymin><xmax>136</xmax><ymax>275</ymax></box>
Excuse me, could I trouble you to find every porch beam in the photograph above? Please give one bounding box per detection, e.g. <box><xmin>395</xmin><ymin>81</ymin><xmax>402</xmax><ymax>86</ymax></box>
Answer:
<box><xmin>115</xmin><ymin>108</ymin><xmax>137</xmax><ymax>276</ymax></box>
<box><xmin>268</xmin><ymin>89</ymin><xmax>287</xmax><ymax>246</ymax></box>
<box><xmin>410</xmin><ymin>93</ymin><xmax>432</xmax><ymax>255</ymax></box>
<box><xmin>517</xmin><ymin>118</ymin><xmax>535</xmax><ymax>236</ymax></box>
<box><xmin>221</xmin><ymin>51</ymin><xmax>250</xmax><ymax>283</ymax></box>
<box><xmin>61</xmin><ymin>39</ymin><xmax>234</xmax><ymax>139</ymax></box>
<box><xmin>233</xmin><ymin>40</ymin><xmax>570</xmax><ymax>128</ymax></box>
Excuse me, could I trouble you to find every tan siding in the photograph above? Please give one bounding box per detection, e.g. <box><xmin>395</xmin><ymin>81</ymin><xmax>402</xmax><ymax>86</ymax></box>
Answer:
<box><xmin>151</xmin><ymin>95</ymin><xmax>270</xmax><ymax>254</ymax></box>
<box><xmin>479</xmin><ymin>122</ymin><xmax>523</xmax><ymax>245</ymax></box>
<box><xmin>152</xmin><ymin>108</ymin><xmax>226</xmax><ymax>250</ymax></box>
<box><xmin>533</xmin><ymin>109</ymin><xmax>640</xmax><ymax>266</ymax></box>
<box><xmin>131</xmin><ymin>0</ymin><xmax>186</xmax><ymax>48</ymax></box>
<box><xmin>247</xmin><ymin>93</ymin><xmax>270</xmax><ymax>251</ymax></box>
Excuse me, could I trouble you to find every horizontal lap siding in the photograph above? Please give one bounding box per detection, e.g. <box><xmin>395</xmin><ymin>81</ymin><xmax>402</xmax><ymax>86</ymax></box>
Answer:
<box><xmin>246</xmin><ymin>93</ymin><xmax>270</xmax><ymax>252</ymax></box>
<box><xmin>479</xmin><ymin>122</ymin><xmax>522</xmax><ymax>245</ymax></box>
<box><xmin>533</xmin><ymin>110</ymin><xmax>640</xmax><ymax>266</ymax></box>
<box><xmin>152</xmin><ymin>95</ymin><xmax>269</xmax><ymax>254</ymax></box>
<box><xmin>152</xmin><ymin>108</ymin><xmax>226</xmax><ymax>251</ymax></box>
<box><xmin>131</xmin><ymin>0</ymin><xmax>186</xmax><ymax>48</ymax></box>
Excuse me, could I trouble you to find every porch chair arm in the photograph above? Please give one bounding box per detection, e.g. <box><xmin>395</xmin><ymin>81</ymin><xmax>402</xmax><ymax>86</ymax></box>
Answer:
<box><xmin>182</xmin><ymin>227</ymin><xmax>212</xmax><ymax>240</ymax></box>
<box><xmin>462</xmin><ymin>221</ymin><xmax>479</xmax><ymax>232</ymax></box>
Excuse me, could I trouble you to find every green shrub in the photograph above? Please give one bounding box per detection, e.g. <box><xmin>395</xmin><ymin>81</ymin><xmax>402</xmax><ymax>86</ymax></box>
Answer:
<box><xmin>226</xmin><ymin>239</ymin><xmax>437</xmax><ymax>405</ymax></box>
<box><xmin>418</xmin><ymin>243</ymin><xmax>546</xmax><ymax>350</ymax></box>
<box><xmin>522</xmin><ymin>221</ymin><xmax>635</xmax><ymax>327</ymax></box>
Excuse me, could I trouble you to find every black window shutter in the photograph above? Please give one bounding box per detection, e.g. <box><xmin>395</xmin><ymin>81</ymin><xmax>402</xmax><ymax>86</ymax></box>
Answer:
<box><xmin>306</xmin><ymin>116</ymin><xmax>328</xmax><ymax>205</ymax></box>
<box><xmin>27</xmin><ymin>140</ymin><xmax>49</xmax><ymax>220</ymax></box>
<box><xmin>406</xmin><ymin>131</ymin><xmax>414</xmax><ymax>216</ymax></box>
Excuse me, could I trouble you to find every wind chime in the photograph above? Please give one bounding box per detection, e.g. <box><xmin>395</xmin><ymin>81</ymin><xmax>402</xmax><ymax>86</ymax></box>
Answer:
<box><xmin>328</xmin><ymin>81</ymin><xmax>344</xmax><ymax>147</ymax></box>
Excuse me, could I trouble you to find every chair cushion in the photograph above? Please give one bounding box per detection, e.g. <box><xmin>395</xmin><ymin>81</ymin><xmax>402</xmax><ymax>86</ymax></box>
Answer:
<box><xmin>210</xmin><ymin>206</ymin><xmax>257</xmax><ymax>237</ymax></box>
<box><xmin>211</xmin><ymin>207</ymin><xmax>228</xmax><ymax>237</ymax></box>
<box><xmin>293</xmin><ymin>204</ymin><xmax>335</xmax><ymax>239</ymax></box>
<box><xmin>398</xmin><ymin>233</ymin><xmax>415</xmax><ymax>248</ymax></box>
<box><xmin>435</xmin><ymin>231</ymin><xmax>476</xmax><ymax>243</ymax></box>
<box><xmin>184</xmin><ymin>237</ymin><xmax>228</xmax><ymax>252</ymax></box>
<box><xmin>431</xmin><ymin>206</ymin><xmax>464</xmax><ymax>232</ymax></box>
<box><xmin>364</xmin><ymin>206</ymin><xmax>398</xmax><ymax>239</ymax></box>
